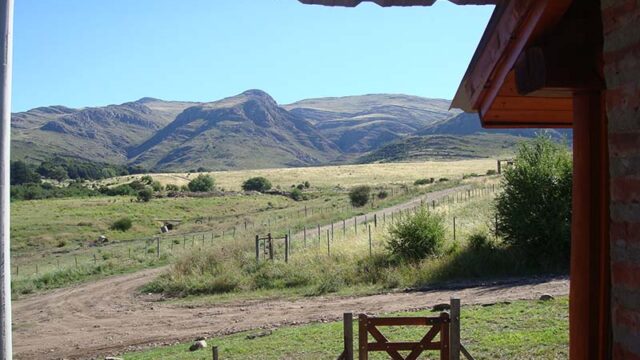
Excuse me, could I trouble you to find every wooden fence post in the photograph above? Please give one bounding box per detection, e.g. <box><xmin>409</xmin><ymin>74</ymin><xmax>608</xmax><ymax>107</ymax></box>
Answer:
<box><xmin>156</xmin><ymin>237</ymin><xmax>160</xmax><ymax>258</ymax></box>
<box><xmin>344</xmin><ymin>312</ymin><xmax>354</xmax><ymax>360</ymax></box>
<box><xmin>212</xmin><ymin>345</ymin><xmax>219</xmax><ymax>360</ymax></box>
<box><xmin>359</xmin><ymin>314</ymin><xmax>368</xmax><ymax>360</ymax></box>
<box><xmin>255</xmin><ymin>235</ymin><xmax>260</xmax><ymax>263</ymax></box>
<box><xmin>285</xmin><ymin>235</ymin><xmax>289</xmax><ymax>263</ymax></box>
<box><xmin>288</xmin><ymin>229</ymin><xmax>292</xmax><ymax>252</ymax></box>
<box><xmin>331</xmin><ymin>222</ymin><xmax>334</xmax><ymax>242</ymax></box>
<box><xmin>374</xmin><ymin>214</ymin><xmax>377</xmax><ymax>228</ymax></box>
<box><xmin>317</xmin><ymin>224</ymin><xmax>321</xmax><ymax>244</ymax></box>
<box><xmin>450</xmin><ymin>298</ymin><xmax>461</xmax><ymax>360</ymax></box>
<box><xmin>268</xmin><ymin>233</ymin><xmax>273</xmax><ymax>261</ymax></box>
<box><xmin>453</xmin><ymin>217</ymin><xmax>457</xmax><ymax>243</ymax></box>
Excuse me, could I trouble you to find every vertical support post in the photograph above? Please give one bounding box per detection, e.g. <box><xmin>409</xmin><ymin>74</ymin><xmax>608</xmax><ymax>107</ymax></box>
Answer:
<box><xmin>343</xmin><ymin>312</ymin><xmax>354</xmax><ymax>360</ymax></box>
<box><xmin>156</xmin><ymin>237</ymin><xmax>160</xmax><ymax>258</ymax></box>
<box><xmin>212</xmin><ymin>345</ymin><xmax>219</xmax><ymax>360</ymax></box>
<box><xmin>255</xmin><ymin>235</ymin><xmax>260</xmax><ymax>263</ymax></box>
<box><xmin>497</xmin><ymin>159</ymin><xmax>501</xmax><ymax>174</ymax></box>
<box><xmin>354</xmin><ymin>217</ymin><xmax>357</xmax><ymax>235</ymax></box>
<box><xmin>0</xmin><ymin>1</ymin><xmax>13</xmax><ymax>356</ymax></box>
<box><xmin>358</xmin><ymin>314</ymin><xmax>368</xmax><ymax>360</ymax></box>
<box><xmin>450</xmin><ymin>298</ymin><xmax>461</xmax><ymax>360</ymax></box>
<box><xmin>570</xmin><ymin>91</ymin><xmax>610</xmax><ymax>360</ymax></box>
<box><xmin>453</xmin><ymin>217</ymin><xmax>457</xmax><ymax>243</ymax></box>
<box><xmin>288</xmin><ymin>229</ymin><xmax>292</xmax><ymax>253</ymax></box>
<box><xmin>343</xmin><ymin>219</ymin><xmax>346</xmax><ymax>238</ymax></box>
<box><xmin>317</xmin><ymin>224</ymin><xmax>320</xmax><ymax>244</ymax></box>
<box><xmin>374</xmin><ymin>214</ymin><xmax>377</xmax><ymax>228</ymax></box>
<box><xmin>284</xmin><ymin>235</ymin><xmax>289</xmax><ymax>263</ymax></box>
<box><xmin>268</xmin><ymin>233</ymin><xmax>273</xmax><ymax>261</ymax></box>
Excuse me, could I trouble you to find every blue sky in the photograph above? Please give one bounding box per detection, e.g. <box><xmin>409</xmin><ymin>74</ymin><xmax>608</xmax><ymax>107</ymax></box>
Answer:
<box><xmin>12</xmin><ymin>0</ymin><xmax>493</xmax><ymax>112</ymax></box>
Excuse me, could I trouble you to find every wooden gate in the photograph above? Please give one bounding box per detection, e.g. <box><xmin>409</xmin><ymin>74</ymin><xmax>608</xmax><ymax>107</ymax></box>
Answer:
<box><xmin>357</xmin><ymin>312</ymin><xmax>450</xmax><ymax>360</ymax></box>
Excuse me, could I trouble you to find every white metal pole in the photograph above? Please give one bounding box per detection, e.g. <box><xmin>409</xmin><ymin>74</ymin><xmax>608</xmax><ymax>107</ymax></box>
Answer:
<box><xmin>0</xmin><ymin>0</ymin><xmax>13</xmax><ymax>358</ymax></box>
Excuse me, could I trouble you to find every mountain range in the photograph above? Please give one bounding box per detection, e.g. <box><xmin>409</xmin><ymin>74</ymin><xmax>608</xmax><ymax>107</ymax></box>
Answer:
<box><xmin>11</xmin><ymin>90</ymin><xmax>570</xmax><ymax>171</ymax></box>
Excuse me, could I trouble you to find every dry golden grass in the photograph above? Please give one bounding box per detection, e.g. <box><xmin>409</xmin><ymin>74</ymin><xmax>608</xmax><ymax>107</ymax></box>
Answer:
<box><xmin>106</xmin><ymin>159</ymin><xmax>497</xmax><ymax>191</ymax></box>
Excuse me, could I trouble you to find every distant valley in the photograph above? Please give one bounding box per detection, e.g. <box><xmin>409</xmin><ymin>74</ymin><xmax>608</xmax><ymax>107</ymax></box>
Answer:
<box><xmin>11</xmin><ymin>90</ymin><xmax>570</xmax><ymax>171</ymax></box>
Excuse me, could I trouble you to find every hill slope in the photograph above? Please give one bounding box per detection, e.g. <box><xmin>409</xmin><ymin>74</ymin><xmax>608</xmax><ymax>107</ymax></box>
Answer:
<box><xmin>283</xmin><ymin>94</ymin><xmax>460</xmax><ymax>153</ymax></box>
<box><xmin>11</xmin><ymin>98</ymin><xmax>198</xmax><ymax>164</ymax></box>
<box><xmin>128</xmin><ymin>90</ymin><xmax>340</xmax><ymax>171</ymax></box>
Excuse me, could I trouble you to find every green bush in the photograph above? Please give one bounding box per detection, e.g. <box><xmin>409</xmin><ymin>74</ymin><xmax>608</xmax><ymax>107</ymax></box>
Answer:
<box><xmin>137</xmin><ymin>188</ymin><xmax>153</xmax><ymax>202</ymax></box>
<box><xmin>188</xmin><ymin>174</ymin><xmax>215</xmax><ymax>192</ymax></box>
<box><xmin>151</xmin><ymin>180</ymin><xmax>163</xmax><ymax>192</ymax></box>
<box><xmin>303</xmin><ymin>181</ymin><xmax>311</xmax><ymax>189</ymax></box>
<box><xmin>414</xmin><ymin>178</ymin><xmax>433</xmax><ymax>185</ymax></box>
<box><xmin>110</xmin><ymin>217</ymin><xmax>132</xmax><ymax>231</ymax></box>
<box><xmin>242</xmin><ymin>177</ymin><xmax>272</xmax><ymax>192</ymax></box>
<box><xmin>495</xmin><ymin>135</ymin><xmax>572</xmax><ymax>267</ymax></box>
<box><xmin>165</xmin><ymin>184</ymin><xmax>179</xmax><ymax>192</ymax></box>
<box><xmin>486</xmin><ymin>169</ymin><xmax>498</xmax><ymax>176</ymax></box>
<box><xmin>349</xmin><ymin>185</ymin><xmax>371</xmax><ymax>207</ymax></box>
<box><xmin>290</xmin><ymin>188</ymin><xmax>304</xmax><ymax>201</ymax></box>
<box><xmin>468</xmin><ymin>231</ymin><xmax>493</xmax><ymax>251</ymax></box>
<box><xmin>386</xmin><ymin>207</ymin><xmax>445</xmax><ymax>261</ymax></box>
<box><xmin>377</xmin><ymin>190</ymin><xmax>389</xmax><ymax>199</ymax></box>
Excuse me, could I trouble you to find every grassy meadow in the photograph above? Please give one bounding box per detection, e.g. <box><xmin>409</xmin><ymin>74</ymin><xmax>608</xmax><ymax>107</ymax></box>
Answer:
<box><xmin>125</xmin><ymin>297</ymin><xmax>569</xmax><ymax>360</ymax></box>
<box><xmin>103</xmin><ymin>159</ymin><xmax>497</xmax><ymax>190</ymax></box>
<box><xmin>11</xmin><ymin>159</ymin><xmax>500</xmax><ymax>296</ymax></box>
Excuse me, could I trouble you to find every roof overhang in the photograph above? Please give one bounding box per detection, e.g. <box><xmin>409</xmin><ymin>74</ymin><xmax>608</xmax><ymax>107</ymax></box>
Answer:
<box><xmin>298</xmin><ymin>0</ymin><xmax>496</xmax><ymax>7</ymax></box>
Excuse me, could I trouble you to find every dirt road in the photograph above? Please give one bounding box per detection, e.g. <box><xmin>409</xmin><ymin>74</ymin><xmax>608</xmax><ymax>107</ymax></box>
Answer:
<box><xmin>13</xmin><ymin>266</ymin><xmax>568</xmax><ymax>359</ymax></box>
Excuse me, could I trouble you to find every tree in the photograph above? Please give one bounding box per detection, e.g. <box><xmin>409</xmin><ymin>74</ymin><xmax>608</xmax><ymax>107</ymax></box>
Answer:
<box><xmin>290</xmin><ymin>188</ymin><xmax>303</xmax><ymax>201</ymax></box>
<box><xmin>349</xmin><ymin>185</ymin><xmax>371</xmax><ymax>207</ymax></box>
<box><xmin>11</xmin><ymin>160</ymin><xmax>40</xmax><ymax>185</ymax></box>
<box><xmin>140</xmin><ymin>175</ymin><xmax>154</xmax><ymax>185</ymax></box>
<box><xmin>495</xmin><ymin>135</ymin><xmax>572</xmax><ymax>267</ymax></box>
<box><xmin>242</xmin><ymin>177</ymin><xmax>272</xmax><ymax>192</ymax></box>
<box><xmin>188</xmin><ymin>174</ymin><xmax>215</xmax><ymax>192</ymax></box>
<box><xmin>137</xmin><ymin>187</ymin><xmax>153</xmax><ymax>202</ymax></box>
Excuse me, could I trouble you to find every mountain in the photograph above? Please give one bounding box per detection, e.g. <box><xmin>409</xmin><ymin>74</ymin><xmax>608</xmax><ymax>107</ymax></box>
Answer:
<box><xmin>128</xmin><ymin>90</ymin><xmax>340</xmax><ymax>171</ymax></box>
<box><xmin>11</xmin><ymin>90</ymin><xmax>570</xmax><ymax>171</ymax></box>
<box><xmin>11</xmin><ymin>98</ymin><xmax>198</xmax><ymax>164</ymax></box>
<box><xmin>283</xmin><ymin>94</ymin><xmax>460</xmax><ymax>153</ymax></box>
<box><xmin>359</xmin><ymin>113</ymin><xmax>572</xmax><ymax>163</ymax></box>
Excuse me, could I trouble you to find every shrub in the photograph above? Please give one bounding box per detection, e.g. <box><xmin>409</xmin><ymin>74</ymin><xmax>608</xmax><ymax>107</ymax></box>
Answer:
<box><xmin>377</xmin><ymin>190</ymin><xmax>389</xmax><ymax>199</ymax></box>
<box><xmin>165</xmin><ymin>184</ymin><xmax>179</xmax><ymax>192</ymax></box>
<box><xmin>495</xmin><ymin>135</ymin><xmax>572</xmax><ymax>267</ymax></box>
<box><xmin>349</xmin><ymin>185</ymin><xmax>371</xmax><ymax>207</ymax></box>
<box><xmin>386</xmin><ymin>207</ymin><xmax>445</xmax><ymax>261</ymax></box>
<box><xmin>242</xmin><ymin>177</ymin><xmax>272</xmax><ymax>192</ymax></box>
<box><xmin>438</xmin><ymin>178</ymin><xmax>449</xmax><ymax>182</ymax></box>
<box><xmin>303</xmin><ymin>181</ymin><xmax>310</xmax><ymax>188</ymax></box>
<box><xmin>110</xmin><ymin>217</ymin><xmax>132</xmax><ymax>231</ymax></box>
<box><xmin>462</xmin><ymin>173</ymin><xmax>479</xmax><ymax>179</ymax></box>
<box><xmin>467</xmin><ymin>231</ymin><xmax>493</xmax><ymax>251</ymax></box>
<box><xmin>188</xmin><ymin>174</ymin><xmax>215</xmax><ymax>192</ymax></box>
<box><xmin>140</xmin><ymin>175</ymin><xmax>154</xmax><ymax>184</ymax></box>
<box><xmin>290</xmin><ymin>188</ymin><xmax>304</xmax><ymax>201</ymax></box>
<box><xmin>151</xmin><ymin>181</ymin><xmax>163</xmax><ymax>192</ymax></box>
<box><xmin>486</xmin><ymin>169</ymin><xmax>498</xmax><ymax>176</ymax></box>
<box><xmin>137</xmin><ymin>188</ymin><xmax>153</xmax><ymax>202</ymax></box>
<box><xmin>414</xmin><ymin>178</ymin><xmax>432</xmax><ymax>185</ymax></box>
<box><xmin>296</xmin><ymin>183</ymin><xmax>305</xmax><ymax>190</ymax></box>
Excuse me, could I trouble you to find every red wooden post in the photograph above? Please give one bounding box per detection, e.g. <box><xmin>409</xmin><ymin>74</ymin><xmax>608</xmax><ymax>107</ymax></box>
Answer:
<box><xmin>358</xmin><ymin>314</ymin><xmax>368</xmax><ymax>360</ymax></box>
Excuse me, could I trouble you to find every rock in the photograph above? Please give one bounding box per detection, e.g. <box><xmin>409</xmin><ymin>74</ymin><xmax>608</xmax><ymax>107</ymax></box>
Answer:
<box><xmin>189</xmin><ymin>340</ymin><xmax>207</xmax><ymax>352</ymax></box>
<box><xmin>539</xmin><ymin>294</ymin><xmax>554</xmax><ymax>301</ymax></box>
<box><xmin>431</xmin><ymin>303</ymin><xmax>450</xmax><ymax>312</ymax></box>
<box><xmin>246</xmin><ymin>330</ymin><xmax>272</xmax><ymax>340</ymax></box>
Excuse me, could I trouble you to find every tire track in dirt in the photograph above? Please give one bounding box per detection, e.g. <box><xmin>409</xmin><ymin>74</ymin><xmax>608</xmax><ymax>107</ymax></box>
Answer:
<box><xmin>13</xmin><ymin>267</ymin><xmax>568</xmax><ymax>359</ymax></box>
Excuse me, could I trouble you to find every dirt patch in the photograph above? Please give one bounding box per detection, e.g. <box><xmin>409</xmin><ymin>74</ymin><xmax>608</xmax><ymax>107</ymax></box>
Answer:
<box><xmin>13</xmin><ymin>266</ymin><xmax>568</xmax><ymax>360</ymax></box>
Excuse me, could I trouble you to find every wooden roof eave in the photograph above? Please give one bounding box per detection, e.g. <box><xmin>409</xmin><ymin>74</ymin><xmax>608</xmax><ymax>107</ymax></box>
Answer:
<box><xmin>297</xmin><ymin>0</ymin><xmax>496</xmax><ymax>7</ymax></box>
<box><xmin>451</xmin><ymin>0</ymin><xmax>574</xmax><ymax>128</ymax></box>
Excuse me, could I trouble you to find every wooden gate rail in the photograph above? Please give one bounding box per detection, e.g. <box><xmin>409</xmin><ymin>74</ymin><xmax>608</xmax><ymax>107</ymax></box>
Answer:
<box><xmin>255</xmin><ymin>233</ymin><xmax>289</xmax><ymax>263</ymax></box>
<box><xmin>358</xmin><ymin>312</ymin><xmax>450</xmax><ymax>360</ymax></box>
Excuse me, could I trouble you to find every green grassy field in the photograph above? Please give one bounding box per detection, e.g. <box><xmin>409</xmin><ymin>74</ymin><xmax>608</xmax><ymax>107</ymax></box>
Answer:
<box><xmin>124</xmin><ymin>297</ymin><xmax>569</xmax><ymax>360</ymax></box>
<box><xmin>11</xmin><ymin>159</ymin><xmax>499</xmax><ymax>296</ymax></box>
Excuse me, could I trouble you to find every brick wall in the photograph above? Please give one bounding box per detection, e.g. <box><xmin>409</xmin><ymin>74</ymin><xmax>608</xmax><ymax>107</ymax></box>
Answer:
<box><xmin>602</xmin><ymin>0</ymin><xmax>640</xmax><ymax>358</ymax></box>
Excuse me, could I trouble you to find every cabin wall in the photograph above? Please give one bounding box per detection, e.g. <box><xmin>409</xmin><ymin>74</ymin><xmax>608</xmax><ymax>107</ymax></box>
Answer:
<box><xmin>601</xmin><ymin>0</ymin><xmax>640</xmax><ymax>358</ymax></box>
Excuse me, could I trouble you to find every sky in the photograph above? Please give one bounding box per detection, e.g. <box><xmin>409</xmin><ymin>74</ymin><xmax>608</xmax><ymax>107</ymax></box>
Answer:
<box><xmin>12</xmin><ymin>0</ymin><xmax>494</xmax><ymax>112</ymax></box>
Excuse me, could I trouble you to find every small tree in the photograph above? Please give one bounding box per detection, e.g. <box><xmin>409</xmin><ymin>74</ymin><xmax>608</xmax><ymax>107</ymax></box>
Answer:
<box><xmin>140</xmin><ymin>175</ymin><xmax>154</xmax><ymax>185</ymax></box>
<box><xmin>151</xmin><ymin>180</ymin><xmax>163</xmax><ymax>192</ymax></box>
<box><xmin>188</xmin><ymin>174</ymin><xmax>215</xmax><ymax>192</ymax></box>
<box><xmin>290</xmin><ymin>188</ymin><xmax>304</xmax><ymax>201</ymax></box>
<box><xmin>165</xmin><ymin>184</ymin><xmax>179</xmax><ymax>192</ymax></box>
<box><xmin>386</xmin><ymin>207</ymin><xmax>445</xmax><ymax>261</ymax></box>
<box><xmin>137</xmin><ymin>187</ymin><xmax>153</xmax><ymax>202</ymax></box>
<box><xmin>495</xmin><ymin>135</ymin><xmax>572</xmax><ymax>267</ymax></box>
<box><xmin>349</xmin><ymin>185</ymin><xmax>371</xmax><ymax>207</ymax></box>
<box><xmin>242</xmin><ymin>177</ymin><xmax>272</xmax><ymax>192</ymax></box>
